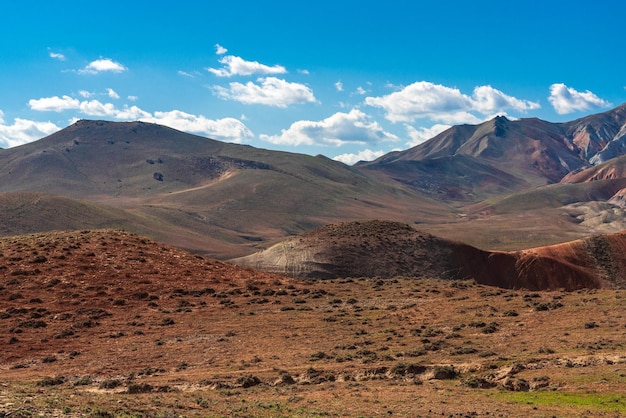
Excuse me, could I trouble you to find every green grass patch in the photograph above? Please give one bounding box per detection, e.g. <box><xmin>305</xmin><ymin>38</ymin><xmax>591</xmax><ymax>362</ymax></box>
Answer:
<box><xmin>490</xmin><ymin>390</ymin><xmax>626</xmax><ymax>413</ymax></box>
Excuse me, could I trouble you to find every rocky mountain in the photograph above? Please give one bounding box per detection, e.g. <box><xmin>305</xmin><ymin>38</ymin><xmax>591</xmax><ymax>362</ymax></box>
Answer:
<box><xmin>358</xmin><ymin>104</ymin><xmax>626</xmax><ymax>202</ymax></box>
<box><xmin>233</xmin><ymin>220</ymin><xmax>626</xmax><ymax>290</ymax></box>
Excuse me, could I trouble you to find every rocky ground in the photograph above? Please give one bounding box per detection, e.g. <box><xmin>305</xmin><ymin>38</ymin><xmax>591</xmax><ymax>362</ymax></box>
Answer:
<box><xmin>1</xmin><ymin>230</ymin><xmax>625</xmax><ymax>417</ymax></box>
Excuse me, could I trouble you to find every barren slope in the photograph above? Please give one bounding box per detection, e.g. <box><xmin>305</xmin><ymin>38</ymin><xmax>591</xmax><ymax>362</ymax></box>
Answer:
<box><xmin>1</xmin><ymin>230</ymin><xmax>625</xmax><ymax>417</ymax></box>
<box><xmin>0</xmin><ymin>120</ymin><xmax>451</xmax><ymax>258</ymax></box>
<box><xmin>233</xmin><ymin>220</ymin><xmax>626</xmax><ymax>290</ymax></box>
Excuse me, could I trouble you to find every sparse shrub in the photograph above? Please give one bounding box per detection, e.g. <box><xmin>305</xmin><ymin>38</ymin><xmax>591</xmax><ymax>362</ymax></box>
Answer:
<box><xmin>462</xmin><ymin>376</ymin><xmax>496</xmax><ymax>389</ymax></box>
<box><xmin>482</xmin><ymin>322</ymin><xmax>499</xmax><ymax>334</ymax></box>
<box><xmin>237</xmin><ymin>374</ymin><xmax>261</xmax><ymax>388</ymax></box>
<box><xmin>390</xmin><ymin>362</ymin><xmax>426</xmax><ymax>377</ymax></box>
<box><xmin>503</xmin><ymin>310</ymin><xmax>518</xmax><ymax>317</ymax></box>
<box><xmin>31</xmin><ymin>255</ymin><xmax>47</xmax><ymax>263</ymax></box>
<box><xmin>452</xmin><ymin>347</ymin><xmax>478</xmax><ymax>355</ymax></box>
<box><xmin>160</xmin><ymin>317</ymin><xmax>175</xmax><ymax>326</ymax></box>
<box><xmin>309</xmin><ymin>351</ymin><xmax>331</xmax><ymax>361</ymax></box>
<box><xmin>432</xmin><ymin>365</ymin><xmax>457</xmax><ymax>380</ymax></box>
<box><xmin>99</xmin><ymin>378</ymin><xmax>122</xmax><ymax>389</ymax></box>
<box><xmin>19</xmin><ymin>319</ymin><xmax>47</xmax><ymax>328</ymax></box>
<box><xmin>405</xmin><ymin>349</ymin><xmax>426</xmax><ymax>357</ymax></box>
<box><xmin>37</xmin><ymin>376</ymin><xmax>66</xmax><ymax>386</ymax></box>
<box><xmin>584</xmin><ymin>321</ymin><xmax>598</xmax><ymax>329</ymax></box>
<box><xmin>73</xmin><ymin>376</ymin><xmax>93</xmax><ymax>386</ymax></box>
<box><xmin>127</xmin><ymin>382</ymin><xmax>153</xmax><ymax>394</ymax></box>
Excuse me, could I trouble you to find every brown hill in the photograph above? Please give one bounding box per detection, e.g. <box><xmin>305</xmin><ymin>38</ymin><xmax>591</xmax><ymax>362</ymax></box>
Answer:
<box><xmin>232</xmin><ymin>220</ymin><xmax>626</xmax><ymax>290</ymax></box>
<box><xmin>0</xmin><ymin>120</ymin><xmax>450</xmax><ymax>258</ymax></box>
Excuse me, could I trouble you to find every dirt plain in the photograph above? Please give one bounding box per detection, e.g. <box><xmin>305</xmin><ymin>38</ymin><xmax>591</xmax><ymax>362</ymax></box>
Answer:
<box><xmin>1</xmin><ymin>229</ymin><xmax>625</xmax><ymax>417</ymax></box>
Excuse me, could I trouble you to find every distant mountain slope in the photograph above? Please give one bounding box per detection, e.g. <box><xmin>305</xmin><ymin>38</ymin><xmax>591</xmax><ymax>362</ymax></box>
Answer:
<box><xmin>232</xmin><ymin>220</ymin><xmax>626</xmax><ymax>290</ymax></box>
<box><xmin>0</xmin><ymin>192</ymin><xmax>141</xmax><ymax>236</ymax></box>
<box><xmin>0</xmin><ymin>120</ymin><xmax>451</xmax><ymax>258</ymax></box>
<box><xmin>358</xmin><ymin>104</ymin><xmax>626</xmax><ymax>202</ymax></box>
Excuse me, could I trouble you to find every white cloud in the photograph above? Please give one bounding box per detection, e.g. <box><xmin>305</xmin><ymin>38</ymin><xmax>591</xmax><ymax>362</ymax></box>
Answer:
<box><xmin>79</xmin><ymin>58</ymin><xmax>127</xmax><ymax>74</ymax></box>
<box><xmin>107</xmin><ymin>88</ymin><xmax>120</xmax><ymax>99</ymax></box>
<box><xmin>548</xmin><ymin>83</ymin><xmax>612</xmax><ymax>114</ymax></box>
<box><xmin>297</xmin><ymin>69</ymin><xmax>310</xmax><ymax>75</ymax></box>
<box><xmin>365</xmin><ymin>81</ymin><xmax>539</xmax><ymax>124</ymax></box>
<box><xmin>28</xmin><ymin>94</ymin><xmax>252</xmax><ymax>143</ymax></box>
<box><xmin>78</xmin><ymin>90</ymin><xmax>94</xmax><ymax>98</ymax></box>
<box><xmin>259</xmin><ymin>109</ymin><xmax>398</xmax><ymax>147</ymax></box>
<box><xmin>472</xmin><ymin>85</ymin><xmax>540</xmax><ymax>113</ymax></box>
<box><xmin>128</xmin><ymin>95</ymin><xmax>138</xmax><ymax>101</ymax></box>
<box><xmin>333</xmin><ymin>148</ymin><xmax>386</xmax><ymax>165</ymax></box>
<box><xmin>208</xmin><ymin>55</ymin><xmax>287</xmax><ymax>77</ymax></box>
<box><xmin>0</xmin><ymin>110</ymin><xmax>60</xmax><ymax>148</ymax></box>
<box><xmin>355</xmin><ymin>86</ymin><xmax>367</xmax><ymax>95</ymax></box>
<box><xmin>28</xmin><ymin>95</ymin><xmax>80</xmax><ymax>112</ymax></box>
<box><xmin>215</xmin><ymin>44</ymin><xmax>228</xmax><ymax>55</ymax></box>
<box><xmin>78</xmin><ymin>100</ymin><xmax>117</xmax><ymax>116</ymax></box>
<box><xmin>406</xmin><ymin>124</ymin><xmax>451</xmax><ymax>147</ymax></box>
<box><xmin>143</xmin><ymin>110</ymin><xmax>253</xmax><ymax>143</ymax></box>
<box><xmin>49</xmin><ymin>52</ymin><xmax>65</xmax><ymax>61</ymax></box>
<box><xmin>214</xmin><ymin>77</ymin><xmax>316</xmax><ymax>107</ymax></box>
<box><xmin>178</xmin><ymin>70</ymin><xmax>197</xmax><ymax>78</ymax></box>
<box><xmin>335</xmin><ymin>81</ymin><xmax>344</xmax><ymax>92</ymax></box>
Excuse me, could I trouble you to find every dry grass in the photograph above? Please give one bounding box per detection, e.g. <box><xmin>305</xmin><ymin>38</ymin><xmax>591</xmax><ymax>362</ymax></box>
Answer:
<box><xmin>1</xmin><ymin>230</ymin><xmax>625</xmax><ymax>417</ymax></box>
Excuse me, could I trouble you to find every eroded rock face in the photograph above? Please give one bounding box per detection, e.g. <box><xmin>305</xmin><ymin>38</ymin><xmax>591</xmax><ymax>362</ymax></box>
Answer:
<box><xmin>232</xmin><ymin>220</ymin><xmax>626</xmax><ymax>290</ymax></box>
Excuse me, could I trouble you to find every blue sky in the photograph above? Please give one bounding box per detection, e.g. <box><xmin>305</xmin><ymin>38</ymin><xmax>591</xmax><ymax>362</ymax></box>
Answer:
<box><xmin>1</xmin><ymin>1</ymin><xmax>625</xmax><ymax>164</ymax></box>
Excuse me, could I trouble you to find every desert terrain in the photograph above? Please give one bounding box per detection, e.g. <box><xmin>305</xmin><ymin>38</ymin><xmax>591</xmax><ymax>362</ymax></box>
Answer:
<box><xmin>1</xmin><ymin>229</ymin><xmax>625</xmax><ymax>417</ymax></box>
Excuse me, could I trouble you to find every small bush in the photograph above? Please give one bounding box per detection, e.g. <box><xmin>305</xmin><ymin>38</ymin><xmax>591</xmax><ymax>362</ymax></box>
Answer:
<box><xmin>99</xmin><ymin>378</ymin><xmax>122</xmax><ymax>389</ymax></box>
<box><xmin>160</xmin><ymin>317</ymin><xmax>175</xmax><ymax>326</ymax></box>
<box><xmin>37</xmin><ymin>376</ymin><xmax>66</xmax><ymax>386</ymax></box>
<box><xmin>432</xmin><ymin>365</ymin><xmax>457</xmax><ymax>380</ymax></box>
<box><xmin>237</xmin><ymin>374</ymin><xmax>261</xmax><ymax>388</ymax></box>
<box><xmin>127</xmin><ymin>383</ymin><xmax>153</xmax><ymax>394</ymax></box>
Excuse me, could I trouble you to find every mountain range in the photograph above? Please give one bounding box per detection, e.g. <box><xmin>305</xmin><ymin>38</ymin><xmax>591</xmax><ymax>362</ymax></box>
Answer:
<box><xmin>1</xmin><ymin>104</ymin><xmax>626</xmax><ymax>262</ymax></box>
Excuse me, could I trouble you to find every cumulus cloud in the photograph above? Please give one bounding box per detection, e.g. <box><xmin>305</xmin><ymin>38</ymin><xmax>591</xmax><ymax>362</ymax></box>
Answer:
<box><xmin>143</xmin><ymin>110</ymin><xmax>253</xmax><ymax>143</ymax></box>
<box><xmin>406</xmin><ymin>124</ymin><xmax>451</xmax><ymax>147</ymax></box>
<box><xmin>472</xmin><ymin>85</ymin><xmax>540</xmax><ymax>114</ymax></box>
<box><xmin>78</xmin><ymin>90</ymin><xmax>94</xmax><ymax>98</ymax></box>
<box><xmin>215</xmin><ymin>44</ymin><xmax>228</xmax><ymax>55</ymax></box>
<box><xmin>79</xmin><ymin>58</ymin><xmax>127</xmax><ymax>74</ymax></box>
<box><xmin>259</xmin><ymin>109</ymin><xmax>398</xmax><ymax>147</ymax></box>
<box><xmin>28</xmin><ymin>95</ymin><xmax>252</xmax><ymax>143</ymax></box>
<box><xmin>107</xmin><ymin>88</ymin><xmax>120</xmax><ymax>99</ymax></box>
<box><xmin>335</xmin><ymin>81</ymin><xmax>344</xmax><ymax>92</ymax></box>
<box><xmin>333</xmin><ymin>148</ymin><xmax>386</xmax><ymax>165</ymax></box>
<box><xmin>28</xmin><ymin>95</ymin><xmax>80</xmax><ymax>112</ymax></box>
<box><xmin>355</xmin><ymin>86</ymin><xmax>367</xmax><ymax>95</ymax></box>
<box><xmin>365</xmin><ymin>81</ymin><xmax>539</xmax><ymax>124</ymax></box>
<box><xmin>0</xmin><ymin>110</ymin><xmax>60</xmax><ymax>148</ymax></box>
<box><xmin>548</xmin><ymin>83</ymin><xmax>612</xmax><ymax>114</ymax></box>
<box><xmin>214</xmin><ymin>77</ymin><xmax>316</xmax><ymax>107</ymax></box>
<box><xmin>208</xmin><ymin>55</ymin><xmax>286</xmax><ymax>77</ymax></box>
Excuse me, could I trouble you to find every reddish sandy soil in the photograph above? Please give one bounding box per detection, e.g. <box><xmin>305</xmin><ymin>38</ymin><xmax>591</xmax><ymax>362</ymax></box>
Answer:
<box><xmin>1</xmin><ymin>230</ymin><xmax>626</xmax><ymax>417</ymax></box>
